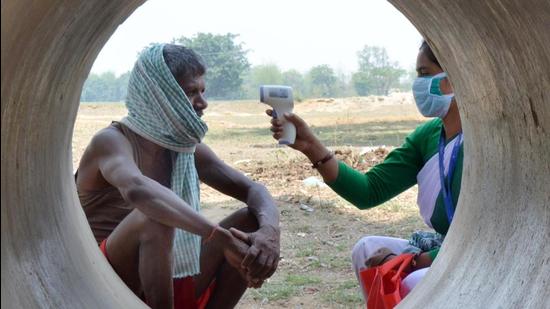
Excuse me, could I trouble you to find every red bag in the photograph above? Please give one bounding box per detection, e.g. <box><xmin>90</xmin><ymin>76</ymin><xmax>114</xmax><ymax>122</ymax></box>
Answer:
<box><xmin>359</xmin><ymin>253</ymin><xmax>414</xmax><ymax>309</ymax></box>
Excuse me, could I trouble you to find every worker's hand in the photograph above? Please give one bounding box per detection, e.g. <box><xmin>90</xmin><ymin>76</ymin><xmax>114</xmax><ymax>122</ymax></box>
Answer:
<box><xmin>266</xmin><ymin>110</ymin><xmax>320</xmax><ymax>155</ymax></box>
<box><xmin>211</xmin><ymin>226</ymin><xmax>246</xmax><ymax>266</ymax></box>
<box><xmin>230</xmin><ymin>225</ymin><xmax>281</xmax><ymax>282</ymax></box>
<box><xmin>210</xmin><ymin>226</ymin><xmax>260</xmax><ymax>287</ymax></box>
<box><xmin>213</xmin><ymin>227</ymin><xmax>266</xmax><ymax>288</ymax></box>
<box><xmin>410</xmin><ymin>252</ymin><xmax>433</xmax><ymax>271</ymax></box>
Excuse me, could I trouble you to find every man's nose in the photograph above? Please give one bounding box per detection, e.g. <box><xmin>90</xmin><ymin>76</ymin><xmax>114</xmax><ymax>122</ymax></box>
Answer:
<box><xmin>196</xmin><ymin>94</ymin><xmax>208</xmax><ymax>109</ymax></box>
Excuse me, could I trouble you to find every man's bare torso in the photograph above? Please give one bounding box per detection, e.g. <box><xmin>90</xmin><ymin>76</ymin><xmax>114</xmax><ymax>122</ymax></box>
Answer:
<box><xmin>78</xmin><ymin>123</ymin><xmax>173</xmax><ymax>192</ymax></box>
<box><xmin>77</xmin><ymin>122</ymin><xmax>175</xmax><ymax>238</ymax></box>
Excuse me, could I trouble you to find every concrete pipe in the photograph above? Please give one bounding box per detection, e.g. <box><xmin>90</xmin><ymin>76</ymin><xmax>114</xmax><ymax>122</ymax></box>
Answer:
<box><xmin>1</xmin><ymin>0</ymin><xmax>549</xmax><ymax>308</ymax></box>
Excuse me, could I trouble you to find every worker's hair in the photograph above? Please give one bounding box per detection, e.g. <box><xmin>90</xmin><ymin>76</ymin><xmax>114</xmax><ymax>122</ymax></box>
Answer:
<box><xmin>420</xmin><ymin>40</ymin><xmax>441</xmax><ymax>69</ymax></box>
<box><xmin>162</xmin><ymin>44</ymin><xmax>206</xmax><ymax>82</ymax></box>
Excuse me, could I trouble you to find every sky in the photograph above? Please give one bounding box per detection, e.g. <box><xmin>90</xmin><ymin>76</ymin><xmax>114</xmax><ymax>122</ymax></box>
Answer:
<box><xmin>91</xmin><ymin>0</ymin><xmax>422</xmax><ymax>76</ymax></box>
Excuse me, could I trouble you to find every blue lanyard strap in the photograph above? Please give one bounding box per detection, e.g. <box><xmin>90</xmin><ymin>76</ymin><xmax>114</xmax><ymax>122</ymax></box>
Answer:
<box><xmin>438</xmin><ymin>130</ymin><xmax>463</xmax><ymax>224</ymax></box>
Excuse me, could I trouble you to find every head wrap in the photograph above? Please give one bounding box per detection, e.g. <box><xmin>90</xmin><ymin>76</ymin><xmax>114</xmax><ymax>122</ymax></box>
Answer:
<box><xmin>120</xmin><ymin>43</ymin><xmax>207</xmax><ymax>277</ymax></box>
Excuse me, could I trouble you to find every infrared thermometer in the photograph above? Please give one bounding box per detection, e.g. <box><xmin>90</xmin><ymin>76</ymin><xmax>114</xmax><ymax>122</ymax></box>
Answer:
<box><xmin>260</xmin><ymin>85</ymin><xmax>296</xmax><ymax>145</ymax></box>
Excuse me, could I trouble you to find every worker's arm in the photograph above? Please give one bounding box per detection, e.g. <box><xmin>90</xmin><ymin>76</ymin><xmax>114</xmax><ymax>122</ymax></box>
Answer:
<box><xmin>269</xmin><ymin>111</ymin><xmax>422</xmax><ymax>209</ymax></box>
<box><xmin>195</xmin><ymin>143</ymin><xmax>280</xmax><ymax>280</ymax></box>
<box><xmin>89</xmin><ymin>129</ymin><xmax>249</xmax><ymax>269</ymax></box>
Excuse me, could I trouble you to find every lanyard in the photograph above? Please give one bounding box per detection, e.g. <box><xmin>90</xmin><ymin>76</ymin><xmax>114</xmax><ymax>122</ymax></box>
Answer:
<box><xmin>438</xmin><ymin>130</ymin><xmax>463</xmax><ymax>224</ymax></box>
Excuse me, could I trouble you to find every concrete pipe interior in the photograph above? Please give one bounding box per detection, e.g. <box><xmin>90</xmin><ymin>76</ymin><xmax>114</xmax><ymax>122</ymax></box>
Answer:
<box><xmin>1</xmin><ymin>0</ymin><xmax>549</xmax><ymax>308</ymax></box>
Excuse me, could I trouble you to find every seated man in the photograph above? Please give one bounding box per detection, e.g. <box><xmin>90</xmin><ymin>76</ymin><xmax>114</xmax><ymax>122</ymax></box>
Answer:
<box><xmin>76</xmin><ymin>43</ymin><xmax>280</xmax><ymax>309</ymax></box>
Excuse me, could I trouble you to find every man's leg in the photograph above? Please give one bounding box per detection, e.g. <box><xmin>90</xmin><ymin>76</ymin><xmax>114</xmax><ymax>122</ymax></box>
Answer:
<box><xmin>194</xmin><ymin>208</ymin><xmax>258</xmax><ymax>309</ymax></box>
<box><xmin>105</xmin><ymin>209</ymin><xmax>175</xmax><ymax>309</ymax></box>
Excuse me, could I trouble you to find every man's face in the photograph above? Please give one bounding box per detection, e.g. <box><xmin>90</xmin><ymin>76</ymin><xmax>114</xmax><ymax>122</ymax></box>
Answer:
<box><xmin>179</xmin><ymin>75</ymin><xmax>207</xmax><ymax>117</ymax></box>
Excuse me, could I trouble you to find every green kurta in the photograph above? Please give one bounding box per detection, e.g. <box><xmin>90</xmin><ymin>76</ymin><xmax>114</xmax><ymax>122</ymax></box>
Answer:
<box><xmin>327</xmin><ymin>118</ymin><xmax>464</xmax><ymax>257</ymax></box>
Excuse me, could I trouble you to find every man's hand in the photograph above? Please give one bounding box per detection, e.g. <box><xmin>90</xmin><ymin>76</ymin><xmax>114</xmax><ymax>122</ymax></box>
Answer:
<box><xmin>210</xmin><ymin>226</ymin><xmax>245</xmax><ymax>267</ymax></box>
<box><xmin>267</xmin><ymin>110</ymin><xmax>339</xmax><ymax>182</ymax></box>
<box><xmin>230</xmin><ymin>225</ymin><xmax>281</xmax><ymax>282</ymax></box>
<box><xmin>210</xmin><ymin>226</ymin><xmax>265</xmax><ymax>288</ymax></box>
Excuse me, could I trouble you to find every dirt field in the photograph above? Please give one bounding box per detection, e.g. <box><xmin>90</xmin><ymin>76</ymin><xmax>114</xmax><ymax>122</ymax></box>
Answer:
<box><xmin>73</xmin><ymin>93</ymin><xmax>428</xmax><ymax>308</ymax></box>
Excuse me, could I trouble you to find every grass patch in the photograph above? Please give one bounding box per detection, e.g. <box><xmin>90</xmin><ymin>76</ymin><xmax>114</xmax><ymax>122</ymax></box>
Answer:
<box><xmin>321</xmin><ymin>280</ymin><xmax>363</xmax><ymax>306</ymax></box>
<box><xmin>327</xmin><ymin>255</ymin><xmax>352</xmax><ymax>271</ymax></box>
<box><xmin>247</xmin><ymin>274</ymin><xmax>323</xmax><ymax>303</ymax></box>
<box><xmin>295</xmin><ymin>247</ymin><xmax>317</xmax><ymax>258</ymax></box>
<box><xmin>248</xmin><ymin>282</ymin><xmax>297</xmax><ymax>302</ymax></box>
<box><xmin>285</xmin><ymin>274</ymin><xmax>322</xmax><ymax>286</ymax></box>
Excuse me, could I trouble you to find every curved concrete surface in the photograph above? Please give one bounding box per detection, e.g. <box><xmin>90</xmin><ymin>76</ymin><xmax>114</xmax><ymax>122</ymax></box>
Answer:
<box><xmin>1</xmin><ymin>0</ymin><xmax>549</xmax><ymax>308</ymax></box>
<box><xmin>388</xmin><ymin>1</ymin><xmax>550</xmax><ymax>308</ymax></box>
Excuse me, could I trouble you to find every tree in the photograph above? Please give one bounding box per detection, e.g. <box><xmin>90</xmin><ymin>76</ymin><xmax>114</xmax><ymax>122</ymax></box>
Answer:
<box><xmin>242</xmin><ymin>64</ymin><xmax>283</xmax><ymax>98</ymax></box>
<box><xmin>81</xmin><ymin>72</ymin><xmax>115</xmax><ymax>102</ymax></box>
<box><xmin>307</xmin><ymin>65</ymin><xmax>337</xmax><ymax>98</ymax></box>
<box><xmin>334</xmin><ymin>69</ymin><xmax>355</xmax><ymax>98</ymax></box>
<box><xmin>397</xmin><ymin>67</ymin><xmax>417</xmax><ymax>92</ymax></box>
<box><xmin>115</xmin><ymin>72</ymin><xmax>131</xmax><ymax>100</ymax></box>
<box><xmin>173</xmin><ymin>33</ymin><xmax>250</xmax><ymax>100</ymax></box>
<box><xmin>352</xmin><ymin>46</ymin><xmax>405</xmax><ymax>96</ymax></box>
<box><xmin>351</xmin><ymin>71</ymin><xmax>371</xmax><ymax>96</ymax></box>
<box><xmin>80</xmin><ymin>71</ymin><xmax>130</xmax><ymax>102</ymax></box>
<box><xmin>282</xmin><ymin>69</ymin><xmax>306</xmax><ymax>101</ymax></box>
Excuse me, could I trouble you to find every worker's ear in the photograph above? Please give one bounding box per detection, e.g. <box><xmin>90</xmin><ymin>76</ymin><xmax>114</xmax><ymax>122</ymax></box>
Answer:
<box><xmin>229</xmin><ymin>227</ymin><xmax>251</xmax><ymax>245</ymax></box>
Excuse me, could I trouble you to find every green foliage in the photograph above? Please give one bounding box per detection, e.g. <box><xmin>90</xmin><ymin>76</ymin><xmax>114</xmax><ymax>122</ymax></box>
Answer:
<box><xmin>242</xmin><ymin>64</ymin><xmax>283</xmax><ymax>98</ymax></box>
<box><xmin>397</xmin><ymin>66</ymin><xmax>417</xmax><ymax>91</ymax></box>
<box><xmin>242</xmin><ymin>65</ymin><xmax>309</xmax><ymax>101</ymax></box>
<box><xmin>352</xmin><ymin>45</ymin><xmax>405</xmax><ymax>96</ymax></box>
<box><xmin>351</xmin><ymin>71</ymin><xmax>371</xmax><ymax>96</ymax></box>
<box><xmin>251</xmin><ymin>64</ymin><xmax>283</xmax><ymax>85</ymax></box>
<box><xmin>281</xmin><ymin>69</ymin><xmax>306</xmax><ymax>101</ymax></box>
<box><xmin>81</xmin><ymin>36</ymin><xmax>414</xmax><ymax>103</ymax></box>
<box><xmin>307</xmin><ymin>64</ymin><xmax>338</xmax><ymax>98</ymax></box>
<box><xmin>334</xmin><ymin>70</ymin><xmax>356</xmax><ymax>98</ymax></box>
<box><xmin>80</xmin><ymin>71</ymin><xmax>129</xmax><ymax>102</ymax></box>
<box><xmin>173</xmin><ymin>33</ymin><xmax>250</xmax><ymax>99</ymax></box>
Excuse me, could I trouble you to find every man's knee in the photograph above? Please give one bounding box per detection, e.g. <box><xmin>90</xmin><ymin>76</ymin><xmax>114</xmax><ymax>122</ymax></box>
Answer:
<box><xmin>136</xmin><ymin>212</ymin><xmax>175</xmax><ymax>246</ymax></box>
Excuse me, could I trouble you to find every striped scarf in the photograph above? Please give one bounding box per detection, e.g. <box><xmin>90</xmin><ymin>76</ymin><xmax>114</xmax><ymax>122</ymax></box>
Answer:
<box><xmin>408</xmin><ymin>231</ymin><xmax>444</xmax><ymax>252</ymax></box>
<box><xmin>120</xmin><ymin>43</ymin><xmax>208</xmax><ymax>278</ymax></box>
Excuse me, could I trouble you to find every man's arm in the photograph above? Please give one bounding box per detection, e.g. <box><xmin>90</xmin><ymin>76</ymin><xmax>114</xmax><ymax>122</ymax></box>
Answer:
<box><xmin>195</xmin><ymin>143</ymin><xmax>280</xmax><ymax>279</ymax></box>
<box><xmin>89</xmin><ymin>130</ymin><xmax>215</xmax><ymax>237</ymax></box>
<box><xmin>195</xmin><ymin>144</ymin><xmax>279</xmax><ymax>228</ymax></box>
<box><xmin>81</xmin><ymin>129</ymin><xmax>251</xmax><ymax>274</ymax></box>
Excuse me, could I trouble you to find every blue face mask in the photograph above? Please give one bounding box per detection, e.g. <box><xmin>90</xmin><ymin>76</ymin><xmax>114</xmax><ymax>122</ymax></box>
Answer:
<box><xmin>412</xmin><ymin>72</ymin><xmax>454</xmax><ymax>118</ymax></box>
